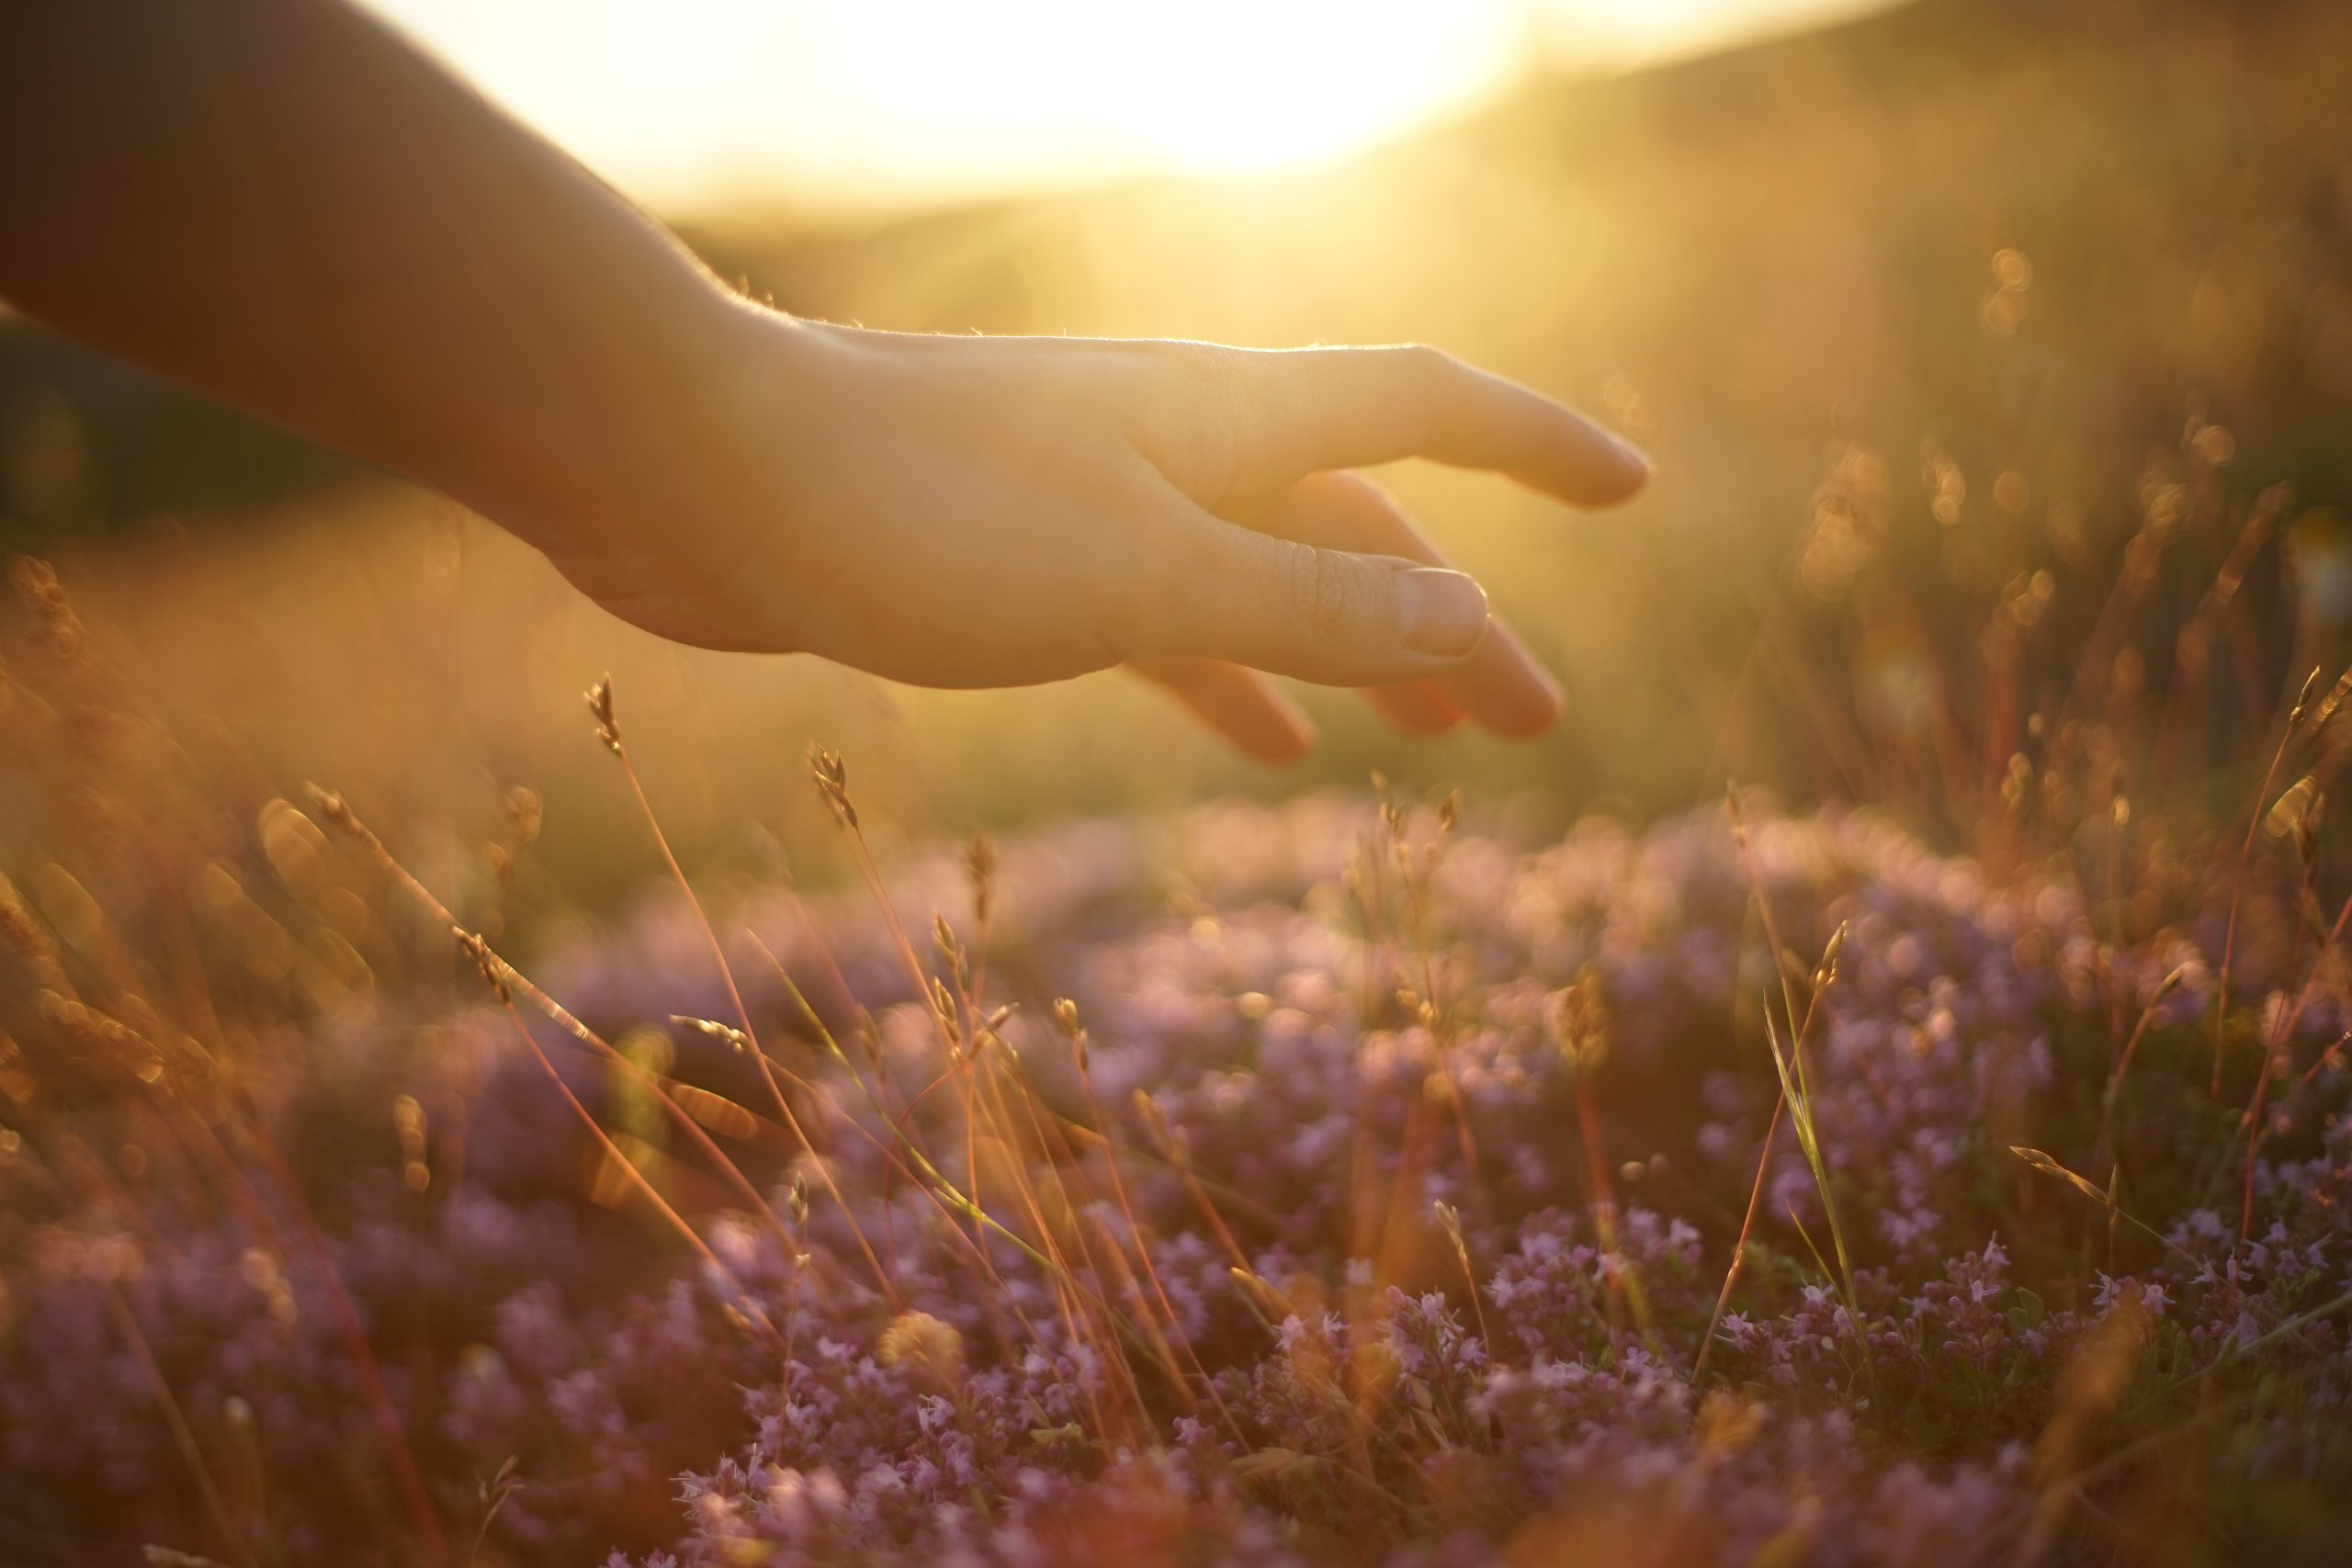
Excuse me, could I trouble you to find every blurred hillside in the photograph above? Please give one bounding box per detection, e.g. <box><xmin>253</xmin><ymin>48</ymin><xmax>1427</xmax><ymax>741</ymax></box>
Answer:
<box><xmin>4</xmin><ymin>0</ymin><xmax>2349</xmax><ymax>931</ymax></box>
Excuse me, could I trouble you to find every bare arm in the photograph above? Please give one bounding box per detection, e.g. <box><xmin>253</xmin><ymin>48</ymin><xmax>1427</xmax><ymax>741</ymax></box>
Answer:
<box><xmin>0</xmin><ymin>0</ymin><xmax>1650</xmax><ymax>760</ymax></box>
<box><xmin>0</xmin><ymin>0</ymin><xmax>739</xmax><ymax>536</ymax></box>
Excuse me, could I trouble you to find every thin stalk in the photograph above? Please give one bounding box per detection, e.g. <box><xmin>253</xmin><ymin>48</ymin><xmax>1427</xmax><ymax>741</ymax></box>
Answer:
<box><xmin>491</xmin><ymin>993</ymin><xmax>745</xmax><ymax>1299</ymax></box>
<box><xmin>1694</xmin><ymin>1089</ymin><xmax>1785</xmax><ymax>1382</ymax></box>
<box><xmin>1762</xmin><ymin>1001</ymin><xmax>1861</xmax><ymax>1329</ymax></box>
<box><xmin>2294</xmin><ymin>1030</ymin><xmax>2351</xmax><ymax>1092</ymax></box>
<box><xmin>752</xmin><ymin>934</ymin><xmax>1164</xmax><ymax>1368</ymax></box>
<box><xmin>244</xmin><ymin>1122</ymin><xmax>452</xmax><ymax>1565</ymax></box>
<box><xmin>305</xmin><ymin>786</ymin><xmax>911</xmax><ymax>1304</ymax></box>
<box><xmin>1726</xmin><ymin>788</ymin><xmax>1859</xmax><ymax>1327</ymax></box>
<box><xmin>2238</xmin><ymin>886</ymin><xmax>2352</xmax><ymax>1237</ymax></box>
<box><xmin>106</xmin><ymin>1283</ymin><xmax>256</xmax><ymax>1568</ymax></box>
<box><xmin>599</xmin><ymin>713</ymin><xmax>908</xmax><ymax>1302</ymax></box>
<box><xmin>2095</xmin><ymin>966</ymin><xmax>2189</xmax><ymax>1173</ymax></box>
<box><xmin>1070</xmin><ymin>1031</ymin><xmax>1247</xmax><ymax>1443</ymax></box>
<box><xmin>2212</xmin><ymin>718</ymin><xmax>2299</xmax><ymax>1095</ymax></box>
<box><xmin>607</xmin><ymin>737</ymin><xmax>796</xmax><ymax>1132</ymax></box>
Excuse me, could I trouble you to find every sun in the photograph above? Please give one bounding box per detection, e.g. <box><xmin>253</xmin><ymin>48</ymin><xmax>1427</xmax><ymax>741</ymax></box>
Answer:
<box><xmin>842</xmin><ymin>0</ymin><xmax>1531</xmax><ymax>179</ymax></box>
<box><xmin>374</xmin><ymin>0</ymin><xmax>1532</xmax><ymax>203</ymax></box>
<box><xmin>377</xmin><ymin>1</ymin><xmax>1885</xmax><ymax>203</ymax></box>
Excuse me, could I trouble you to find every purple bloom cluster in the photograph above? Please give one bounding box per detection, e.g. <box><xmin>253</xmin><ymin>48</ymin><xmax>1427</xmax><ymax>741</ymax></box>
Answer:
<box><xmin>6</xmin><ymin>791</ymin><xmax>2352</xmax><ymax>1565</ymax></box>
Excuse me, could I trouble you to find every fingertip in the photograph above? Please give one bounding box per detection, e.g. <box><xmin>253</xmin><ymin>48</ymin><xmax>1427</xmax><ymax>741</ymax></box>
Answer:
<box><xmin>1396</xmin><ymin>568</ymin><xmax>1491</xmax><ymax>660</ymax></box>
<box><xmin>1517</xmin><ymin>421</ymin><xmax>1653</xmax><ymax>509</ymax></box>
<box><xmin>1250</xmin><ymin>719</ymin><xmax>1318</xmax><ymax>766</ymax></box>
<box><xmin>1226</xmin><ymin>693</ymin><xmax>1319</xmax><ymax>765</ymax></box>
<box><xmin>1443</xmin><ymin>628</ymin><xmax>1567</xmax><ymax>738</ymax></box>
<box><xmin>1591</xmin><ymin>433</ymin><xmax>1654</xmax><ymax>506</ymax></box>
<box><xmin>1366</xmin><ymin>681</ymin><xmax>1467</xmax><ymax>737</ymax></box>
<box><xmin>1132</xmin><ymin>656</ymin><xmax>1319</xmax><ymax>764</ymax></box>
<box><xmin>1470</xmin><ymin>671</ymin><xmax>1565</xmax><ymax>738</ymax></box>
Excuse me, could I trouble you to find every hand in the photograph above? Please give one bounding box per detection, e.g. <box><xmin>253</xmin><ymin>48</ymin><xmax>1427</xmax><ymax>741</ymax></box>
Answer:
<box><xmin>518</xmin><ymin>311</ymin><xmax>1653</xmax><ymax>760</ymax></box>
<box><xmin>0</xmin><ymin>5</ymin><xmax>1644</xmax><ymax>763</ymax></box>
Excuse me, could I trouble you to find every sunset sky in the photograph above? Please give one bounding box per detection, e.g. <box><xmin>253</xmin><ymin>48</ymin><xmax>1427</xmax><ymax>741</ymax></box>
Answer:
<box><xmin>368</xmin><ymin>0</ymin><xmax>1897</xmax><ymax>209</ymax></box>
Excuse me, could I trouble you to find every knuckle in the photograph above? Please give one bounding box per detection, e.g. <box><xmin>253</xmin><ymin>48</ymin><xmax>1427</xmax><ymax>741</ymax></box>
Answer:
<box><xmin>1284</xmin><ymin>542</ymin><xmax>1361</xmax><ymax>647</ymax></box>
<box><xmin>1185</xmin><ymin>343</ymin><xmax>1258</xmax><ymax>406</ymax></box>
<box><xmin>1395</xmin><ymin>343</ymin><xmax>1461</xmax><ymax>437</ymax></box>
<box><xmin>1136</xmin><ymin>344</ymin><xmax>1250</xmax><ymax>502</ymax></box>
<box><xmin>1398</xmin><ymin>342</ymin><xmax>1453</xmax><ymax>378</ymax></box>
<box><xmin>1145</xmin><ymin>341</ymin><xmax>1248</xmax><ymax>417</ymax></box>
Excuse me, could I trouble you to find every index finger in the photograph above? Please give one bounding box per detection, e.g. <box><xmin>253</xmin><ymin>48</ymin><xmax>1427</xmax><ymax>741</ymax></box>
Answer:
<box><xmin>1264</xmin><ymin>471</ymin><xmax>1564</xmax><ymax>737</ymax></box>
<box><xmin>1238</xmin><ymin>344</ymin><xmax>1652</xmax><ymax>508</ymax></box>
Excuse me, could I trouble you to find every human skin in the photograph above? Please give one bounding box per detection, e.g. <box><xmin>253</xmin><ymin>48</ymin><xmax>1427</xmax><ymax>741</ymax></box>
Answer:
<box><xmin>0</xmin><ymin>0</ymin><xmax>1650</xmax><ymax>761</ymax></box>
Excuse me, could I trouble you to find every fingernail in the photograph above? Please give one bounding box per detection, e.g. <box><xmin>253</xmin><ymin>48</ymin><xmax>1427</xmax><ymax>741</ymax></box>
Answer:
<box><xmin>1608</xmin><ymin>433</ymin><xmax>1654</xmax><ymax>483</ymax></box>
<box><xmin>1396</xmin><ymin>569</ymin><xmax>1490</xmax><ymax>659</ymax></box>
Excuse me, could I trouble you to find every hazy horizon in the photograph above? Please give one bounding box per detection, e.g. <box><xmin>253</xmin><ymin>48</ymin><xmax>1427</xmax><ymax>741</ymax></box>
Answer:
<box><xmin>367</xmin><ymin>0</ymin><xmax>1905</xmax><ymax>213</ymax></box>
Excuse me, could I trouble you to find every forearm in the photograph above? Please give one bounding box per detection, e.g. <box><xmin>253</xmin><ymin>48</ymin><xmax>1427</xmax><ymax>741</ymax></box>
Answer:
<box><xmin>0</xmin><ymin>0</ymin><xmax>749</xmax><ymax>533</ymax></box>
<box><xmin>0</xmin><ymin>0</ymin><xmax>1645</xmax><ymax>755</ymax></box>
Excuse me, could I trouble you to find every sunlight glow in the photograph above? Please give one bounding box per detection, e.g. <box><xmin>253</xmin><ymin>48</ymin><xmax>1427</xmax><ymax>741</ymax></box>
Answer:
<box><xmin>842</xmin><ymin>2</ymin><xmax>1522</xmax><ymax>177</ymax></box>
<box><xmin>371</xmin><ymin>0</ymin><xmax>1895</xmax><ymax>209</ymax></box>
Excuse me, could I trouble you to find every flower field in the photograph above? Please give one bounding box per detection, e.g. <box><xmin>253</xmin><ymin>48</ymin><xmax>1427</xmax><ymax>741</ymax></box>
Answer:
<box><xmin>4</xmin><ymin>578</ymin><xmax>2347</xmax><ymax>1563</ymax></box>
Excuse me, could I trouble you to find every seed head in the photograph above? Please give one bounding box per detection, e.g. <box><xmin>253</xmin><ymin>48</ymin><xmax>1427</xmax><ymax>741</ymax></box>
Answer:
<box><xmin>2001</xmin><ymin>752</ymin><xmax>2033</xmax><ymax>816</ymax></box>
<box><xmin>40</xmin><ymin>992</ymin><xmax>165</xmax><ymax>1083</ymax></box>
<box><xmin>808</xmin><ymin>745</ymin><xmax>856</xmax><ymax>828</ymax></box>
<box><xmin>2267</xmin><ymin>775</ymin><xmax>2321</xmax><ymax>840</ymax></box>
<box><xmin>967</xmin><ymin>834</ymin><xmax>997</xmax><ymax>925</ymax></box>
<box><xmin>302</xmin><ymin>784</ymin><xmax>366</xmax><ymax>843</ymax></box>
<box><xmin>1433</xmin><ymin>1198</ymin><xmax>1476</xmax><ymax>1283</ymax></box>
<box><xmin>2311</xmin><ymin>665</ymin><xmax>2352</xmax><ymax>732</ymax></box>
<box><xmin>0</xmin><ymin>874</ymin><xmax>65</xmax><ymax>986</ymax></box>
<box><xmin>1550</xmin><ymin>972</ymin><xmax>1609</xmax><ymax>1071</ymax></box>
<box><xmin>1132</xmin><ymin>1089</ymin><xmax>1183</xmax><ymax>1165</ymax></box>
<box><xmin>931</xmin><ymin>913</ymin><xmax>967</xmax><ymax>987</ymax></box>
<box><xmin>502</xmin><ymin>785</ymin><xmax>543</xmax><ymax>846</ymax></box>
<box><xmin>10</xmin><ymin>557</ymin><xmax>85</xmax><ymax>660</ymax></box>
<box><xmin>1227</xmin><ymin>1266</ymin><xmax>1289</xmax><ymax>1322</ymax></box>
<box><xmin>1813</xmin><ymin>920</ymin><xmax>1850</xmax><ymax>993</ymax></box>
<box><xmin>1049</xmin><ymin>998</ymin><xmax>1090</xmax><ymax>1071</ymax></box>
<box><xmin>877</xmin><ymin>1310</ymin><xmax>966</xmax><ymax>1385</ymax></box>
<box><xmin>584</xmin><ymin>675</ymin><xmax>620</xmax><ymax>754</ymax></box>
<box><xmin>454</xmin><ymin>930</ymin><xmax>510</xmax><ymax>1003</ymax></box>
<box><xmin>672</xmin><ymin>1015</ymin><xmax>751</xmax><ymax>1053</ymax></box>
<box><xmin>2290</xmin><ymin>665</ymin><xmax>2322</xmax><ymax>730</ymax></box>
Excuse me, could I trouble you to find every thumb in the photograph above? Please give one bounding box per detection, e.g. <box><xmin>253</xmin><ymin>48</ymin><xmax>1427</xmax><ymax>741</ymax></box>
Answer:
<box><xmin>1115</xmin><ymin>506</ymin><xmax>1493</xmax><ymax>686</ymax></box>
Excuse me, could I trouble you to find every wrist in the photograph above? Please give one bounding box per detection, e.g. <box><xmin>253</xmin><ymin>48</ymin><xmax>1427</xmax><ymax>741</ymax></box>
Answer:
<box><xmin>460</xmin><ymin>278</ymin><xmax>799</xmax><ymax>558</ymax></box>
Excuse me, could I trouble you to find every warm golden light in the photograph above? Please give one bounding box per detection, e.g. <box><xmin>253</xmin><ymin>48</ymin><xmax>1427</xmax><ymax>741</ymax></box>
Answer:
<box><xmin>832</xmin><ymin>0</ymin><xmax>1521</xmax><ymax>178</ymax></box>
<box><xmin>372</xmin><ymin>0</ymin><xmax>1893</xmax><ymax>207</ymax></box>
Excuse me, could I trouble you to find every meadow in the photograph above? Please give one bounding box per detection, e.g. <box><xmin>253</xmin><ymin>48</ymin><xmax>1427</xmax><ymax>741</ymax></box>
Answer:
<box><xmin>5</xmin><ymin>0</ymin><xmax>2352</xmax><ymax>1562</ymax></box>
